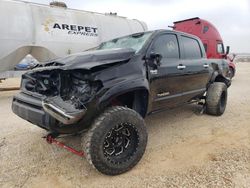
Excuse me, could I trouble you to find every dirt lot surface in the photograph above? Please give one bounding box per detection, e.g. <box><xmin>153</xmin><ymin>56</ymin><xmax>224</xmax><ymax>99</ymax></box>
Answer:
<box><xmin>0</xmin><ymin>63</ymin><xmax>250</xmax><ymax>188</ymax></box>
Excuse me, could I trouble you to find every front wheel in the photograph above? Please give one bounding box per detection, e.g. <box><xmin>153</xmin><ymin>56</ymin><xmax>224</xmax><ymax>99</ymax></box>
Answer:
<box><xmin>206</xmin><ymin>82</ymin><xmax>228</xmax><ymax>116</ymax></box>
<box><xmin>82</xmin><ymin>106</ymin><xmax>148</xmax><ymax>175</ymax></box>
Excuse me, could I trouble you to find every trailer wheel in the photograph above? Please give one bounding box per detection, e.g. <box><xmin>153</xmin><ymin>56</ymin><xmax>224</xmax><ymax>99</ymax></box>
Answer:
<box><xmin>81</xmin><ymin>106</ymin><xmax>147</xmax><ymax>175</ymax></box>
<box><xmin>206</xmin><ymin>82</ymin><xmax>228</xmax><ymax>116</ymax></box>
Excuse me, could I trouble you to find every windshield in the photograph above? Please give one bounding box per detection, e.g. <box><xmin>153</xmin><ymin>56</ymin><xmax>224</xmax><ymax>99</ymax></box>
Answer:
<box><xmin>97</xmin><ymin>32</ymin><xmax>153</xmax><ymax>53</ymax></box>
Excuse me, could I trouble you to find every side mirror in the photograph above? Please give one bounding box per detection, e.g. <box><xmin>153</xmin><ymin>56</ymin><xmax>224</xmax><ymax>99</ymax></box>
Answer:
<box><xmin>149</xmin><ymin>52</ymin><xmax>162</xmax><ymax>66</ymax></box>
<box><xmin>226</xmin><ymin>46</ymin><xmax>230</xmax><ymax>55</ymax></box>
<box><xmin>147</xmin><ymin>52</ymin><xmax>162</xmax><ymax>69</ymax></box>
<box><xmin>150</xmin><ymin>52</ymin><xmax>162</xmax><ymax>61</ymax></box>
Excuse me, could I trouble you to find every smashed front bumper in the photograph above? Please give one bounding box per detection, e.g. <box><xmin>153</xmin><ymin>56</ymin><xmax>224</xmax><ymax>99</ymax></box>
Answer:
<box><xmin>42</xmin><ymin>96</ymin><xmax>87</xmax><ymax>125</ymax></box>
<box><xmin>12</xmin><ymin>92</ymin><xmax>87</xmax><ymax>131</ymax></box>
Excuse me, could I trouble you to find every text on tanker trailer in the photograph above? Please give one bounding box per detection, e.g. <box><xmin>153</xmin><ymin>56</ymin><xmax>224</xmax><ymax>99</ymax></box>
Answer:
<box><xmin>0</xmin><ymin>0</ymin><xmax>147</xmax><ymax>74</ymax></box>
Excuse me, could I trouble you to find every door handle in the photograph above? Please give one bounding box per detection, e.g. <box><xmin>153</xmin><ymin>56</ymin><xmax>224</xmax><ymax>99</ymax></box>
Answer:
<box><xmin>203</xmin><ymin>64</ymin><xmax>209</xmax><ymax>68</ymax></box>
<box><xmin>177</xmin><ymin>65</ymin><xmax>186</xmax><ymax>70</ymax></box>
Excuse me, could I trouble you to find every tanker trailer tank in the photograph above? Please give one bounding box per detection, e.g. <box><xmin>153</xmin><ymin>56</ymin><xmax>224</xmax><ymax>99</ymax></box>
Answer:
<box><xmin>0</xmin><ymin>0</ymin><xmax>147</xmax><ymax>73</ymax></box>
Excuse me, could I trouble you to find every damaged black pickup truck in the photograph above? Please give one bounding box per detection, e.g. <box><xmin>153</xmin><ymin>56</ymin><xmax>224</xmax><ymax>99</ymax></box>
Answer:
<box><xmin>12</xmin><ymin>30</ymin><xmax>231</xmax><ymax>175</ymax></box>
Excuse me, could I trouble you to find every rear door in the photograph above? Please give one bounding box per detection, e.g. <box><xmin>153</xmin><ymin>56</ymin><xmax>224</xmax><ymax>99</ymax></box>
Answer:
<box><xmin>178</xmin><ymin>35</ymin><xmax>210</xmax><ymax>102</ymax></box>
<box><xmin>148</xmin><ymin>33</ymin><xmax>186</xmax><ymax>111</ymax></box>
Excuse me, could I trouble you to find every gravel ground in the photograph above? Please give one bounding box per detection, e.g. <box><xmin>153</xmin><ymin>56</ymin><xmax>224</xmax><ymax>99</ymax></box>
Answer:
<box><xmin>0</xmin><ymin>63</ymin><xmax>250</xmax><ymax>188</ymax></box>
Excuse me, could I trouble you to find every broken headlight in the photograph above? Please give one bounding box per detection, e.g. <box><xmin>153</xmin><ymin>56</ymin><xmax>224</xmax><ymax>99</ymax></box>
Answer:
<box><xmin>22</xmin><ymin>70</ymin><xmax>60</xmax><ymax>96</ymax></box>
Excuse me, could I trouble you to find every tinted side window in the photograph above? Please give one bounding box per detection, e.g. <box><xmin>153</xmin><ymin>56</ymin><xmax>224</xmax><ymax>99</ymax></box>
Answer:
<box><xmin>217</xmin><ymin>43</ymin><xmax>224</xmax><ymax>54</ymax></box>
<box><xmin>151</xmin><ymin>34</ymin><xmax>179</xmax><ymax>59</ymax></box>
<box><xmin>181</xmin><ymin>36</ymin><xmax>202</xmax><ymax>59</ymax></box>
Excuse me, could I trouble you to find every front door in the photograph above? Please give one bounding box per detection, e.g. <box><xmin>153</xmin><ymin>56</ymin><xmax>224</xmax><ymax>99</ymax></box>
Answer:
<box><xmin>148</xmin><ymin>33</ymin><xmax>185</xmax><ymax>111</ymax></box>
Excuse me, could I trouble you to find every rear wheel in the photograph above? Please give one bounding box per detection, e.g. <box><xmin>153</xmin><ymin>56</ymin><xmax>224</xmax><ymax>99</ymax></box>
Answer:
<box><xmin>206</xmin><ymin>82</ymin><xmax>228</xmax><ymax>116</ymax></box>
<box><xmin>82</xmin><ymin>106</ymin><xmax>147</xmax><ymax>175</ymax></box>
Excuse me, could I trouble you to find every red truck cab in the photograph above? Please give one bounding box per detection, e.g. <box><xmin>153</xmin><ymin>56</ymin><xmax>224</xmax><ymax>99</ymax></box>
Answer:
<box><xmin>173</xmin><ymin>17</ymin><xmax>235</xmax><ymax>78</ymax></box>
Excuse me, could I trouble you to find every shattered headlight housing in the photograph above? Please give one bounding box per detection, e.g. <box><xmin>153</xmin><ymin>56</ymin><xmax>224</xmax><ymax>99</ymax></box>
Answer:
<box><xmin>21</xmin><ymin>70</ymin><xmax>60</xmax><ymax>96</ymax></box>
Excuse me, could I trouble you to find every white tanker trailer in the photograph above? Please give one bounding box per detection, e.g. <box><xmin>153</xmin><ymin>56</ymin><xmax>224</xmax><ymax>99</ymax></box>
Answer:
<box><xmin>0</xmin><ymin>0</ymin><xmax>147</xmax><ymax>74</ymax></box>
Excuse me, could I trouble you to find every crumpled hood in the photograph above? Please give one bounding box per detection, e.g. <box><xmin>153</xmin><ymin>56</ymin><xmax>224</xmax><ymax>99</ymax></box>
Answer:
<box><xmin>40</xmin><ymin>48</ymin><xmax>136</xmax><ymax>70</ymax></box>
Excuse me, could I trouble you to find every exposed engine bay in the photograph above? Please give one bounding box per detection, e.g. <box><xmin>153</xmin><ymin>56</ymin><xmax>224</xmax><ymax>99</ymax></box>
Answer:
<box><xmin>22</xmin><ymin>69</ymin><xmax>101</xmax><ymax>124</ymax></box>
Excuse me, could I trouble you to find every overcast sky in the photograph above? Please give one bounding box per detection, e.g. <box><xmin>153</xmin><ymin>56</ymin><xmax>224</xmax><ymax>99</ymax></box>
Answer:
<box><xmin>26</xmin><ymin>0</ymin><xmax>250</xmax><ymax>53</ymax></box>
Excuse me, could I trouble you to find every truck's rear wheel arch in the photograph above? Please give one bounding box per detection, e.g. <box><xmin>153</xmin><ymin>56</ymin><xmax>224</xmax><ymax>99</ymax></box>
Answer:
<box><xmin>210</xmin><ymin>70</ymin><xmax>231</xmax><ymax>88</ymax></box>
<box><xmin>213</xmin><ymin>75</ymin><xmax>231</xmax><ymax>87</ymax></box>
<box><xmin>109</xmin><ymin>89</ymin><xmax>149</xmax><ymax>118</ymax></box>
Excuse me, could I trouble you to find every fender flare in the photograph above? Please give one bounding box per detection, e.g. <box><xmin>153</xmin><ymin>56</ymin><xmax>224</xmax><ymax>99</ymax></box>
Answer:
<box><xmin>209</xmin><ymin>71</ymin><xmax>231</xmax><ymax>88</ymax></box>
<box><xmin>97</xmin><ymin>78</ymin><xmax>150</xmax><ymax>109</ymax></box>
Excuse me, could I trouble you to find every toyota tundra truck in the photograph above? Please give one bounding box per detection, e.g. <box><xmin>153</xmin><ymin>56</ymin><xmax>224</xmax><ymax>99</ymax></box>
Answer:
<box><xmin>12</xmin><ymin>30</ymin><xmax>231</xmax><ymax>175</ymax></box>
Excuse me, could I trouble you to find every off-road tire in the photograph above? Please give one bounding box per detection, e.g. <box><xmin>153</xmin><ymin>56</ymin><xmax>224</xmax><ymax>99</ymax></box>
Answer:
<box><xmin>81</xmin><ymin>106</ymin><xmax>147</xmax><ymax>175</ymax></box>
<box><xmin>206</xmin><ymin>82</ymin><xmax>228</xmax><ymax>116</ymax></box>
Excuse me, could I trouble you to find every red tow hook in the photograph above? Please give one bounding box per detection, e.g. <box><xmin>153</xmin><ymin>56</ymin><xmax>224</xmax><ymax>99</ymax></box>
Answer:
<box><xmin>45</xmin><ymin>134</ymin><xmax>84</xmax><ymax>157</ymax></box>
